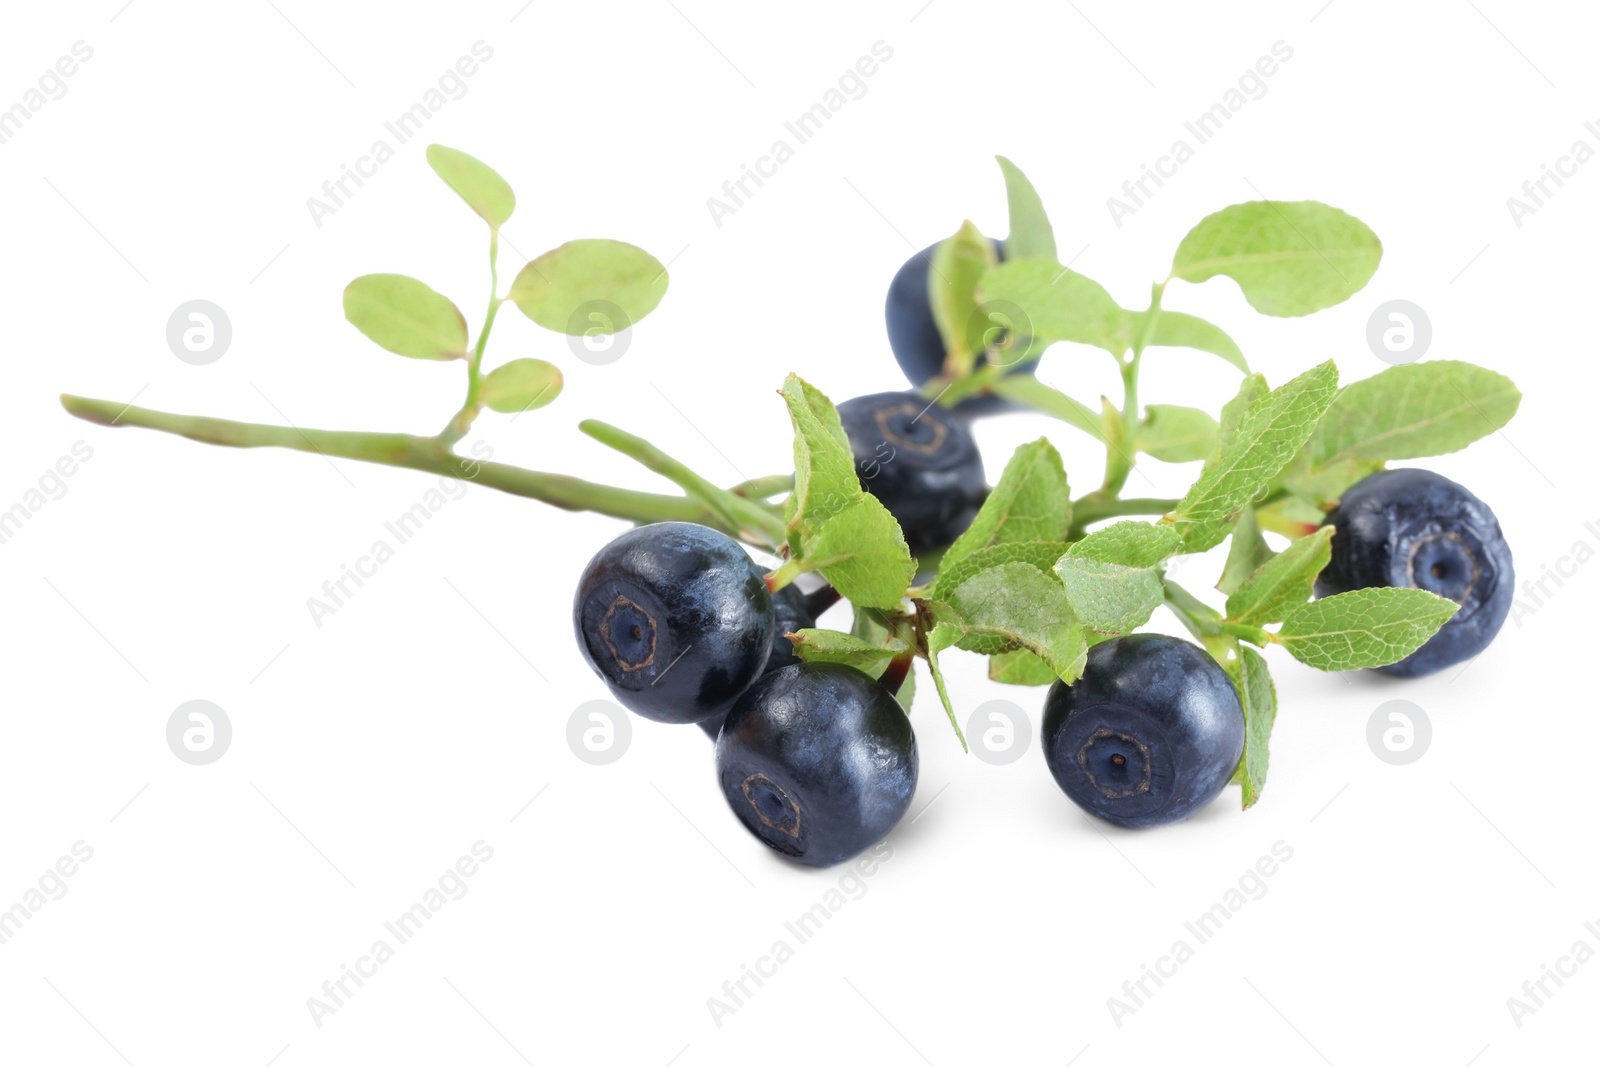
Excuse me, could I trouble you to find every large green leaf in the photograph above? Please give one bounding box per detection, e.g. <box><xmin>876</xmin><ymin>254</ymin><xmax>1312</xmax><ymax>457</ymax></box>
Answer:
<box><xmin>1169</xmin><ymin>361</ymin><xmax>1340</xmax><ymax>552</ymax></box>
<box><xmin>508</xmin><ymin>239</ymin><xmax>668</xmax><ymax>334</ymax></box>
<box><xmin>1226</xmin><ymin>526</ymin><xmax>1334</xmax><ymax>625</ymax></box>
<box><xmin>938</xmin><ymin>564</ymin><xmax>1088</xmax><ymax>679</ymax></box>
<box><xmin>996</xmin><ymin>155</ymin><xmax>1056</xmax><ymax>261</ymax></box>
<box><xmin>1307</xmin><ymin>360</ymin><xmax>1522</xmax><ymax>467</ymax></box>
<box><xmin>804</xmin><ymin>496</ymin><xmax>915</xmax><ymax>610</ymax></box>
<box><xmin>343</xmin><ymin>274</ymin><xmax>469</xmax><ymax>361</ymax></box>
<box><xmin>941</xmin><ymin>439</ymin><xmax>1070</xmax><ymax>573</ymax></box>
<box><xmin>1170</xmin><ymin>201</ymin><xmax>1381</xmax><ymax>317</ymax></box>
<box><xmin>1054</xmin><ymin>522</ymin><xmax>1178</xmax><ymax>635</ymax></box>
<box><xmin>780</xmin><ymin>374</ymin><xmax>860</xmax><ymax>548</ymax></box>
<box><xmin>1278</xmin><ymin>588</ymin><xmax>1458</xmax><ymax>671</ymax></box>
<box><xmin>978</xmin><ymin>259</ymin><xmax>1130</xmax><ymax>357</ymax></box>
<box><xmin>425</xmin><ymin>144</ymin><xmax>515</xmax><ymax>228</ymax></box>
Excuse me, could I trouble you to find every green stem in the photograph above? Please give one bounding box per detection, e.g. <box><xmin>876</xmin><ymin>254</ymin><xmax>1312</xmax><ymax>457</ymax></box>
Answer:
<box><xmin>1162</xmin><ymin>578</ymin><xmax>1235</xmax><ymax>661</ymax></box>
<box><xmin>1068</xmin><ymin>494</ymin><xmax>1178</xmax><ymax>537</ymax></box>
<box><xmin>579</xmin><ymin>419</ymin><xmax>787</xmax><ymax>549</ymax></box>
<box><xmin>60</xmin><ymin>395</ymin><xmax>733</xmax><ymax>533</ymax></box>
<box><xmin>1100</xmin><ymin>281</ymin><xmax>1165</xmax><ymax>497</ymax></box>
<box><xmin>730</xmin><ymin>474</ymin><xmax>793</xmax><ymax>500</ymax></box>
<box><xmin>440</xmin><ymin>227</ymin><xmax>503</xmax><ymax>446</ymax></box>
<box><xmin>1221</xmin><ymin>621</ymin><xmax>1274</xmax><ymax>647</ymax></box>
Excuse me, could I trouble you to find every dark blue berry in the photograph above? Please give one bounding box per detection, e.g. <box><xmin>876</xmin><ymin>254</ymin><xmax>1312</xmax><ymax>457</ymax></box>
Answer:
<box><xmin>836</xmin><ymin>391</ymin><xmax>987</xmax><ymax>555</ymax></box>
<box><xmin>698</xmin><ymin>583</ymin><xmax>815</xmax><ymax>739</ymax></box>
<box><xmin>1042</xmin><ymin>634</ymin><xmax>1244</xmax><ymax>829</ymax></box>
<box><xmin>716</xmin><ymin>662</ymin><xmax>918</xmax><ymax>867</ymax></box>
<box><xmin>885</xmin><ymin>239</ymin><xmax>1035</xmax><ymax>416</ymax></box>
<box><xmin>1316</xmin><ymin>468</ymin><xmax>1514</xmax><ymax>677</ymax></box>
<box><xmin>573</xmin><ymin>522</ymin><xmax>774</xmax><ymax>725</ymax></box>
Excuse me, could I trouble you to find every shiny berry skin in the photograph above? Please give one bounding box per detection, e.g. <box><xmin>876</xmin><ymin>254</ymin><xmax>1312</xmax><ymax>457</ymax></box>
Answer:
<box><xmin>1316</xmin><ymin>468</ymin><xmax>1514</xmax><ymax>678</ymax></box>
<box><xmin>698</xmin><ymin>583</ymin><xmax>815</xmax><ymax>739</ymax></box>
<box><xmin>836</xmin><ymin>391</ymin><xmax>987</xmax><ymax>555</ymax></box>
<box><xmin>716</xmin><ymin>662</ymin><xmax>918</xmax><ymax>868</ymax></box>
<box><xmin>885</xmin><ymin>239</ymin><xmax>1035</xmax><ymax>416</ymax></box>
<box><xmin>1042</xmin><ymin>635</ymin><xmax>1245</xmax><ymax>829</ymax></box>
<box><xmin>573</xmin><ymin>522</ymin><xmax>774</xmax><ymax>725</ymax></box>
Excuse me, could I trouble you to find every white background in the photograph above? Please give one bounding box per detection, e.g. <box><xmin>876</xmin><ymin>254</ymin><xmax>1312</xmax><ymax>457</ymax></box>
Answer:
<box><xmin>2</xmin><ymin>1</ymin><xmax>1595</xmax><ymax>1063</ymax></box>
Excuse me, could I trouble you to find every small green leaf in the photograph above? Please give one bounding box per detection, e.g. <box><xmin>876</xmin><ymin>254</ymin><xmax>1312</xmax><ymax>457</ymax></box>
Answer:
<box><xmin>343</xmin><ymin>274</ymin><xmax>468</xmax><ymax>361</ymax></box>
<box><xmin>929</xmin><ymin>221</ymin><xmax>998</xmax><ymax>374</ymax></box>
<box><xmin>996</xmin><ymin>155</ymin><xmax>1056</xmax><ymax>261</ymax></box>
<box><xmin>479</xmin><ymin>359</ymin><xmax>563</xmax><ymax>414</ymax></box>
<box><xmin>1138</xmin><ymin>310</ymin><xmax>1247</xmax><ymax>372</ymax></box>
<box><xmin>1278</xmin><ymin>587</ymin><xmax>1459</xmax><ymax>671</ymax></box>
<box><xmin>780</xmin><ymin>374</ymin><xmax>861</xmax><ymax>548</ymax></box>
<box><xmin>989</xmin><ymin>649</ymin><xmax>1059</xmax><ymax>686</ymax></box>
<box><xmin>789</xmin><ymin>629</ymin><xmax>908</xmax><ymax>672</ymax></box>
<box><xmin>989</xmin><ymin>376</ymin><xmax>1104</xmax><ymax>442</ymax></box>
<box><xmin>978</xmin><ymin>259</ymin><xmax>1130</xmax><ymax>358</ymax></box>
<box><xmin>425</xmin><ymin>144</ymin><xmax>515</xmax><ymax>228</ymax></box>
<box><xmin>508</xmin><ymin>239</ymin><xmax>668</xmax><ymax>334</ymax></box>
<box><xmin>1054</xmin><ymin>523</ymin><xmax>1178</xmax><ymax>635</ymax></box>
<box><xmin>805</xmin><ymin>496</ymin><xmax>915</xmax><ymax>610</ymax></box>
<box><xmin>940</xmin><ymin>563</ymin><xmax>1088</xmax><ymax>681</ymax></box>
<box><xmin>1308</xmin><ymin>360</ymin><xmax>1522</xmax><ymax>467</ymax></box>
<box><xmin>1137</xmin><ymin>405</ymin><xmax>1219</xmax><ymax>464</ymax></box>
<box><xmin>922</xmin><ymin>617</ymin><xmax>969</xmax><ymax>751</ymax></box>
<box><xmin>933</xmin><ymin>540</ymin><xmax>1069</xmax><ymax>602</ymax></box>
<box><xmin>1169</xmin><ymin>200</ymin><xmax>1382</xmax><ymax>317</ymax></box>
<box><xmin>1226</xmin><ymin>526</ymin><xmax>1334</xmax><ymax>626</ymax></box>
<box><xmin>1217</xmin><ymin>509</ymin><xmax>1273</xmax><ymax>597</ymax></box>
<box><xmin>942</xmin><ymin>439</ymin><xmax>1070</xmax><ymax>573</ymax></box>
<box><xmin>1170</xmin><ymin>361</ymin><xmax>1340</xmax><ymax>552</ymax></box>
<box><xmin>1224</xmin><ymin>645</ymin><xmax>1276</xmax><ymax>809</ymax></box>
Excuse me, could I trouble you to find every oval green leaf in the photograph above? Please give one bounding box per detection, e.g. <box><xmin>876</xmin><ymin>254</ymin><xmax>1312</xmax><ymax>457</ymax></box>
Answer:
<box><xmin>996</xmin><ymin>155</ymin><xmax>1056</xmax><ymax>261</ymax></box>
<box><xmin>1169</xmin><ymin>201</ymin><xmax>1381</xmax><ymax>317</ymax></box>
<box><xmin>342</xmin><ymin>273</ymin><xmax>468</xmax><ymax>361</ymax></box>
<box><xmin>425</xmin><ymin>144</ymin><xmax>515</xmax><ymax>229</ymax></box>
<box><xmin>479</xmin><ymin>358</ymin><xmax>563</xmax><ymax>414</ymax></box>
<box><xmin>508</xmin><ymin>239</ymin><xmax>668</xmax><ymax>334</ymax></box>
